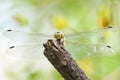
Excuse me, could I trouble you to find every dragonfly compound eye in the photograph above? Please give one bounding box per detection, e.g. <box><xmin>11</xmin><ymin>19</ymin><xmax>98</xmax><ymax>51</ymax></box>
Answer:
<box><xmin>54</xmin><ymin>32</ymin><xmax>64</xmax><ymax>39</ymax></box>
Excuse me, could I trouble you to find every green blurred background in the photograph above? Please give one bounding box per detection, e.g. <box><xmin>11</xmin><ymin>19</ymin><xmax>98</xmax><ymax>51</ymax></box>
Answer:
<box><xmin>0</xmin><ymin>0</ymin><xmax>120</xmax><ymax>80</ymax></box>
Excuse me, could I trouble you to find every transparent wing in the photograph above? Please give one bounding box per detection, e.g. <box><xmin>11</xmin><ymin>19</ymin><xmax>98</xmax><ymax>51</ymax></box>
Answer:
<box><xmin>3</xmin><ymin>30</ymin><xmax>53</xmax><ymax>43</ymax></box>
<box><xmin>6</xmin><ymin>43</ymin><xmax>45</xmax><ymax>60</ymax></box>
<box><xmin>65</xmin><ymin>41</ymin><xmax>115</xmax><ymax>59</ymax></box>
<box><xmin>65</xmin><ymin>27</ymin><xmax>114</xmax><ymax>43</ymax></box>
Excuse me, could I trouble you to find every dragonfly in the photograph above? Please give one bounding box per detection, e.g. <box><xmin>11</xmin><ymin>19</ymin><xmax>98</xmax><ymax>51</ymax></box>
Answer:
<box><xmin>3</xmin><ymin>26</ymin><xmax>115</xmax><ymax>60</ymax></box>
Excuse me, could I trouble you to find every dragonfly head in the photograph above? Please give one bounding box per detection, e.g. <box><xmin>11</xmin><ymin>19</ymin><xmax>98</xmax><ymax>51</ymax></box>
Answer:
<box><xmin>54</xmin><ymin>32</ymin><xmax>64</xmax><ymax>40</ymax></box>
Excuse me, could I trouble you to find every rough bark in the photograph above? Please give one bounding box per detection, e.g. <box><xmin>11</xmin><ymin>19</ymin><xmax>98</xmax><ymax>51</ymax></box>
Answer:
<box><xmin>43</xmin><ymin>39</ymin><xmax>90</xmax><ymax>80</ymax></box>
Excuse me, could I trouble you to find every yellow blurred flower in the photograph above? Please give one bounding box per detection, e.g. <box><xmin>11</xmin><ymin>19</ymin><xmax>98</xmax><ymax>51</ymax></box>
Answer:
<box><xmin>97</xmin><ymin>5</ymin><xmax>115</xmax><ymax>42</ymax></box>
<box><xmin>100</xmin><ymin>16</ymin><xmax>110</xmax><ymax>27</ymax></box>
<box><xmin>78</xmin><ymin>58</ymin><xmax>94</xmax><ymax>74</ymax></box>
<box><xmin>52</xmin><ymin>16</ymin><xmax>68</xmax><ymax>30</ymax></box>
<box><xmin>98</xmin><ymin>6</ymin><xmax>111</xmax><ymax>28</ymax></box>
<box><xmin>13</xmin><ymin>14</ymin><xmax>29</xmax><ymax>26</ymax></box>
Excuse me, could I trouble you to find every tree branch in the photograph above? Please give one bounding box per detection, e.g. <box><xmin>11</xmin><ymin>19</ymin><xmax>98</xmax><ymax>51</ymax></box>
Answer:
<box><xmin>43</xmin><ymin>39</ymin><xmax>90</xmax><ymax>80</ymax></box>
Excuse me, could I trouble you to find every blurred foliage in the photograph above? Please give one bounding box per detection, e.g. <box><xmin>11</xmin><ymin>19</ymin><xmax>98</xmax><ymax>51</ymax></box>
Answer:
<box><xmin>6</xmin><ymin>63</ymin><xmax>43</xmax><ymax>80</ymax></box>
<box><xmin>98</xmin><ymin>5</ymin><xmax>111</xmax><ymax>27</ymax></box>
<box><xmin>51</xmin><ymin>70</ymin><xmax>63</xmax><ymax>80</ymax></box>
<box><xmin>78</xmin><ymin>58</ymin><xmax>94</xmax><ymax>75</ymax></box>
<box><xmin>77</xmin><ymin>53</ymin><xmax>120</xmax><ymax>80</ymax></box>
<box><xmin>13</xmin><ymin>14</ymin><xmax>29</xmax><ymax>26</ymax></box>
